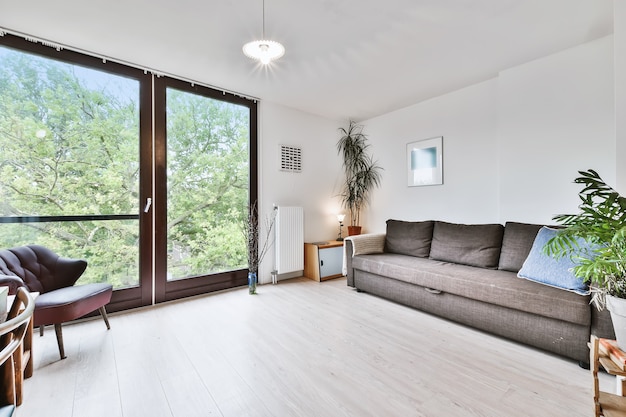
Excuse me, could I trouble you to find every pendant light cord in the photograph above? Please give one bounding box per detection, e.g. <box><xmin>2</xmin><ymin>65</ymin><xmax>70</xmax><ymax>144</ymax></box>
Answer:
<box><xmin>242</xmin><ymin>0</ymin><xmax>284</xmax><ymax>64</ymax></box>
<box><xmin>262</xmin><ymin>0</ymin><xmax>266</xmax><ymax>39</ymax></box>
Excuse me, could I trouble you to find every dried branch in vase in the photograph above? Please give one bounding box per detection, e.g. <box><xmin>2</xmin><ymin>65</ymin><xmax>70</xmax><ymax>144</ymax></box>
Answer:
<box><xmin>245</xmin><ymin>201</ymin><xmax>276</xmax><ymax>274</ymax></box>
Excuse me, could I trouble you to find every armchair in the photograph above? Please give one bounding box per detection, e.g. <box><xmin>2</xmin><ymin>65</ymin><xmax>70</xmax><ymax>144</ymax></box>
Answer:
<box><xmin>0</xmin><ymin>245</ymin><xmax>112</xmax><ymax>359</ymax></box>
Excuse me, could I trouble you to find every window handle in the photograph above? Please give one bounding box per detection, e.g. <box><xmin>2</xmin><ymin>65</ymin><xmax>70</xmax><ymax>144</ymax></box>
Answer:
<box><xmin>144</xmin><ymin>198</ymin><xmax>152</xmax><ymax>213</ymax></box>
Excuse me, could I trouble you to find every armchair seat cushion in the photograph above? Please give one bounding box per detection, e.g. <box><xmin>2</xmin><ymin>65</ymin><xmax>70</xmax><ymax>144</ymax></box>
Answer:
<box><xmin>34</xmin><ymin>283</ymin><xmax>113</xmax><ymax>326</ymax></box>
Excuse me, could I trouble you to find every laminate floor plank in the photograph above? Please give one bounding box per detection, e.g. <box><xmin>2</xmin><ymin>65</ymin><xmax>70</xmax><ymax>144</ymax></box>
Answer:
<box><xmin>112</xmin><ymin>309</ymin><xmax>178</xmax><ymax>417</ymax></box>
<box><xmin>18</xmin><ymin>277</ymin><xmax>614</xmax><ymax>417</ymax></box>
<box><xmin>72</xmin><ymin>320</ymin><xmax>122</xmax><ymax>417</ymax></box>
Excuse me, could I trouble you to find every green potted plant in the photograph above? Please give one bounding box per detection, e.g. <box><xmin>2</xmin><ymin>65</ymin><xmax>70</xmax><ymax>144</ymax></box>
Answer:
<box><xmin>545</xmin><ymin>169</ymin><xmax>626</xmax><ymax>347</ymax></box>
<box><xmin>336</xmin><ymin>121</ymin><xmax>383</xmax><ymax>236</ymax></box>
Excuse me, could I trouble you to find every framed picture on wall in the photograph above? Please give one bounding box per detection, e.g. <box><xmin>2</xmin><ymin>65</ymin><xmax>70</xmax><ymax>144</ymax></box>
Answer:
<box><xmin>407</xmin><ymin>136</ymin><xmax>443</xmax><ymax>187</ymax></box>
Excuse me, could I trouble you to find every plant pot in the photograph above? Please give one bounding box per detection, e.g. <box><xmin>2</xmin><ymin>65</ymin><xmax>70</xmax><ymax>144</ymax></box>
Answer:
<box><xmin>347</xmin><ymin>226</ymin><xmax>362</xmax><ymax>236</ymax></box>
<box><xmin>607</xmin><ymin>294</ymin><xmax>626</xmax><ymax>350</ymax></box>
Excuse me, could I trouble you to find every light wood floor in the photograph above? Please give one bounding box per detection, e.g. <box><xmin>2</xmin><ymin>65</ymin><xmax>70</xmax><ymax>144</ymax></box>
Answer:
<box><xmin>17</xmin><ymin>277</ymin><xmax>613</xmax><ymax>417</ymax></box>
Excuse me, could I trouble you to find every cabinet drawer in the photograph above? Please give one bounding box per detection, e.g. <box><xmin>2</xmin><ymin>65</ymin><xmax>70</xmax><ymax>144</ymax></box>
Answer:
<box><xmin>319</xmin><ymin>246</ymin><xmax>343</xmax><ymax>279</ymax></box>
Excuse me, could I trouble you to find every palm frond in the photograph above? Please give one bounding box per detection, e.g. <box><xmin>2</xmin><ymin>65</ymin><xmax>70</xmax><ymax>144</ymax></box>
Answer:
<box><xmin>545</xmin><ymin>169</ymin><xmax>626</xmax><ymax>308</ymax></box>
<box><xmin>336</xmin><ymin>121</ymin><xmax>383</xmax><ymax>226</ymax></box>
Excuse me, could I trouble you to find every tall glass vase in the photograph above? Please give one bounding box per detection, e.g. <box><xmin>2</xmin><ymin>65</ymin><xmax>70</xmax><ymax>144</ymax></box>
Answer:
<box><xmin>248</xmin><ymin>272</ymin><xmax>257</xmax><ymax>295</ymax></box>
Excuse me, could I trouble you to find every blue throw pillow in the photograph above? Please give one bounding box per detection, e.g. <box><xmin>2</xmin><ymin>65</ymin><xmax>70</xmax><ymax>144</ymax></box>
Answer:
<box><xmin>517</xmin><ymin>227</ymin><xmax>591</xmax><ymax>295</ymax></box>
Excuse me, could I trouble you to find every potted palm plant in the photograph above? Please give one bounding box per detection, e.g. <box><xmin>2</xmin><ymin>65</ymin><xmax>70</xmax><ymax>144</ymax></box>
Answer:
<box><xmin>336</xmin><ymin>121</ymin><xmax>383</xmax><ymax>235</ymax></box>
<box><xmin>545</xmin><ymin>169</ymin><xmax>626</xmax><ymax>347</ymax></box>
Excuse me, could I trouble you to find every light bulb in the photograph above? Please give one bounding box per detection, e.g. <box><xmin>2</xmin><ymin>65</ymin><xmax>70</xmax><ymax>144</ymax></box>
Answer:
<box><xmin>260</xmin><ymin>46</ymin><xmax>271</xmax><ymax>65</ymax></box>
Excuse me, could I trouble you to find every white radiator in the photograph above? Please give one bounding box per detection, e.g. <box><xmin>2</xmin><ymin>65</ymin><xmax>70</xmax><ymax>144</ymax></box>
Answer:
<box><xmin>275</xmin><ymin>206</ymin><xmax>304</xmax><ymax>275</ymax></box>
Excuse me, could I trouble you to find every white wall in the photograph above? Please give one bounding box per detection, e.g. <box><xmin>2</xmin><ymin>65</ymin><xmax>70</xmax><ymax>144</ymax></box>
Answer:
<box><xmin>616</xmin><ymin>2</ymin><xmax>626</xmax><ymax>194</ymax></box>
<box><xmin>497</xmin><ymin>36</ymin><xmax>615</xmax><ymax>224</ymax></box>
<box><xmin>360</xmin><ymin>35</ymin><xmax>615</xmax><ymax>232</ymax></box>
<box><xmin>258</xmin><ymin>102</ymin><xmax>342</xmax><ymax>283</ymax></box>
<box><xmin>363</xmin><ymin>79</ymin><xmax>499</xmax><ymax>233</ymax></box>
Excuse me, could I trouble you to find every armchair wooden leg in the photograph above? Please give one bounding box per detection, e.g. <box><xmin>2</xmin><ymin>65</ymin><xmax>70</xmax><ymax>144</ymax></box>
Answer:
<box><xmin>24</xmin><ymin>317</ymin><xmax>34</xmax><ymax>378</ymax></box>
<box><xmin>0</xmin><ymin>359</ymin><xmax>16</xmax><ymax>406</ymax></box>
<box><xmin>54</xmin><ymin>324</ymin><xmax>66</xmax><ymax>360</ymax></box>
<box><xmin>48</xmin><ymin>308</ymin><xmax>109</xmax><ymax>361</ymax></box>
<box><xmin>99</xmin><ymin>306</ymin><xmax>111</xmax><ymax>330</ymax></box>
<box><xmin>13</xmin><ymin>343</ymin><xmax>23</xmax><ymax>405</ymax></box>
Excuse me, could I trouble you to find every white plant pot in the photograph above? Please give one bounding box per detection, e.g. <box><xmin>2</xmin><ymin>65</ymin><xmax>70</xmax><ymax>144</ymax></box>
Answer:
<box><xmin>607</xmin><ymin>294</ymin><xmax>626</xmax><ymax>351</ymax></box>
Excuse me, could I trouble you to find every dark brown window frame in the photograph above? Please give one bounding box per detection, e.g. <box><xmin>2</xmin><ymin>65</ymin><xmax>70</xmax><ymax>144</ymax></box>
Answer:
<box><xmin>153</xmin><ymin>76</ymin><xmax>258</xmax><ymax>303</ymax></box>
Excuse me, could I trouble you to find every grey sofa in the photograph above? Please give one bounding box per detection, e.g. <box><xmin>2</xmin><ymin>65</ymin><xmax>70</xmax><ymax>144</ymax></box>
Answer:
<box><xmin>344</xmin><ymin>220</ymin><xmax>615</xmax><ymax>363</ymax></box>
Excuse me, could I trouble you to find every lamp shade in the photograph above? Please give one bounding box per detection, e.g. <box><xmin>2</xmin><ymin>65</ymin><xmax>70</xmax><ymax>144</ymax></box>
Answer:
<box><xmin>243</xmin><ymin>40</ymin><xmax>285</xmax><ymax>65</ymax></box>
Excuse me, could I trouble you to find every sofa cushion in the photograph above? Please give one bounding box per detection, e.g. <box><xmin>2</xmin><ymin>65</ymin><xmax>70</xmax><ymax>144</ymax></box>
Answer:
<box><xmin>498</xmin><ymin>222</ymin><xmax>544</xmax><ymax>272</ymax></box>
<box><xmin>351</xmin><ymin>253</ymin><xmax>591</xmax><ymax>325</ymax></box>
<box><xmin>517</xmin><ymin>226</ymin><xmax>591</xmax><ymax>295</ymax></box>
<box><xmin>429</xmin><ymin>221</ymin><xmax>504</xmax><ymax>269</ymax></box>
<box><xmin>384</xmin><ymin>219</ymin><xmax>434</xmax><ymax>258</ymax></box>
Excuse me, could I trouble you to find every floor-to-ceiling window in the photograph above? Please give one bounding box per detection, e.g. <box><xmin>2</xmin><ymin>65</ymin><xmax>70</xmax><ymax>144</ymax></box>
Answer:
<box><xmin>0</xmin><ymin>34</ymin><xmax>257</xmax><ymax>311</ymax></box>
<box><xmin>154</xmin><ymin>77</ymin><xmax>256</xmax><ymax>302</ymax></box>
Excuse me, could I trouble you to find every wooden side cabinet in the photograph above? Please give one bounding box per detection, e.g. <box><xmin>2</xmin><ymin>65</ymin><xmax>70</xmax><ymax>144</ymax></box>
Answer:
<box><xmin>304</xmin><ymin>241</ymin><xmax>344</xmax><ymax>282</ymax></box>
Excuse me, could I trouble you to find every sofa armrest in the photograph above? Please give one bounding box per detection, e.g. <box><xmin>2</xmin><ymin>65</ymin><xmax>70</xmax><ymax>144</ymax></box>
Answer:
<box><xmin>346</xmin><ymin>233</ymin><xmax>386</xmax><ymax>256</ymax></box>
<box><xmin>343</xmin><ymin>233</ymin><xmax>386</xmax><ymax>287</ymax></box>
<box><xmin>344</xmin><ymin>240</ymin><xmax>355</xmax><ymax>287</ymax></box>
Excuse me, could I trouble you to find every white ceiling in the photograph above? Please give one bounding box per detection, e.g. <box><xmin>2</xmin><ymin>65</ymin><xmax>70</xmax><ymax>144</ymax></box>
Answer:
<box><xmin>0</xmin><ymin>0</ymin><xmax>614</xmax><ymax>121</ymax></box>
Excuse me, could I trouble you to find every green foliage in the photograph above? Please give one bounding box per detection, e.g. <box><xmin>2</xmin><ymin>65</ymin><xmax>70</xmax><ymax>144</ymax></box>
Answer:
<box><xmin>544</xmin><ymin>169</ymin><xmax>626</xmax><ymax>307</ymax></box>
<box><xmin>336</xmin><ymin>121</ymin><xmax>382</xmax><ymax>226</ymax></box>
<box><xmin>165</xmin><ymin>89</ymin><xmax>249</xmax><ymax>278</ymax></box>
<box><xmin>0</xmin><ymin>47</ymin><xmax>249</xmax><ymax>287</ymax></box>
<box><xmin>0</xmin><ymin>50</ymin><xmax>141</xmax><ymax>287</ymax></box>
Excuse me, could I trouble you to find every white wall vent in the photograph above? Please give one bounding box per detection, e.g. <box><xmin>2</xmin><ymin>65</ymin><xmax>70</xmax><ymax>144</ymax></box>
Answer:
<box><xmin>279</xmin><ymin>145</ymin><xmax>302</xmax><ymax>172</ymax></box>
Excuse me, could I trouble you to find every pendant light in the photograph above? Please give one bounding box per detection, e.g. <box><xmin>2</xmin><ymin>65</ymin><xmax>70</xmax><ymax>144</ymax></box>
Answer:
<box><xmin>242</xmin><ymin>0</ymin><xmax>285</xmax><ymax>65</ymax></box>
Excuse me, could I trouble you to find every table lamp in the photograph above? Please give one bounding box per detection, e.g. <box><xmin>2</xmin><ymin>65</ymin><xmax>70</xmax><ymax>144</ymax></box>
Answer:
<box><xmin>336</xmin><ymin>214</ymin><xmax>346</xmax><ymax>241</ymax></box>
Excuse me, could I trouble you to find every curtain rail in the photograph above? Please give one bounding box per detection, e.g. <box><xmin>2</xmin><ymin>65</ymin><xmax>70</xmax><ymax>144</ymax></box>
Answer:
<box><xmin>0</xmin><ymin>27</ymin><xmax>260</xmax><ymax>103</ymax></box>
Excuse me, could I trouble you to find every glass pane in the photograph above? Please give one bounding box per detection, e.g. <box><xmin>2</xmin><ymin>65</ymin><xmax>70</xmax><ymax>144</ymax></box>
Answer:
<box><xmin>0</xmin><ymin>220</ymin><xmax>139</xmax><ymax>289</ymax></box>
<box><xmin>0</xmin><ymin>46</ymin><xmax>140</xmax><ymax>289</ymax></box>
<box><xmin>166</xmin><ymin>88</ymin><xmax>248</xmax><ymax>280</ymax></box>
